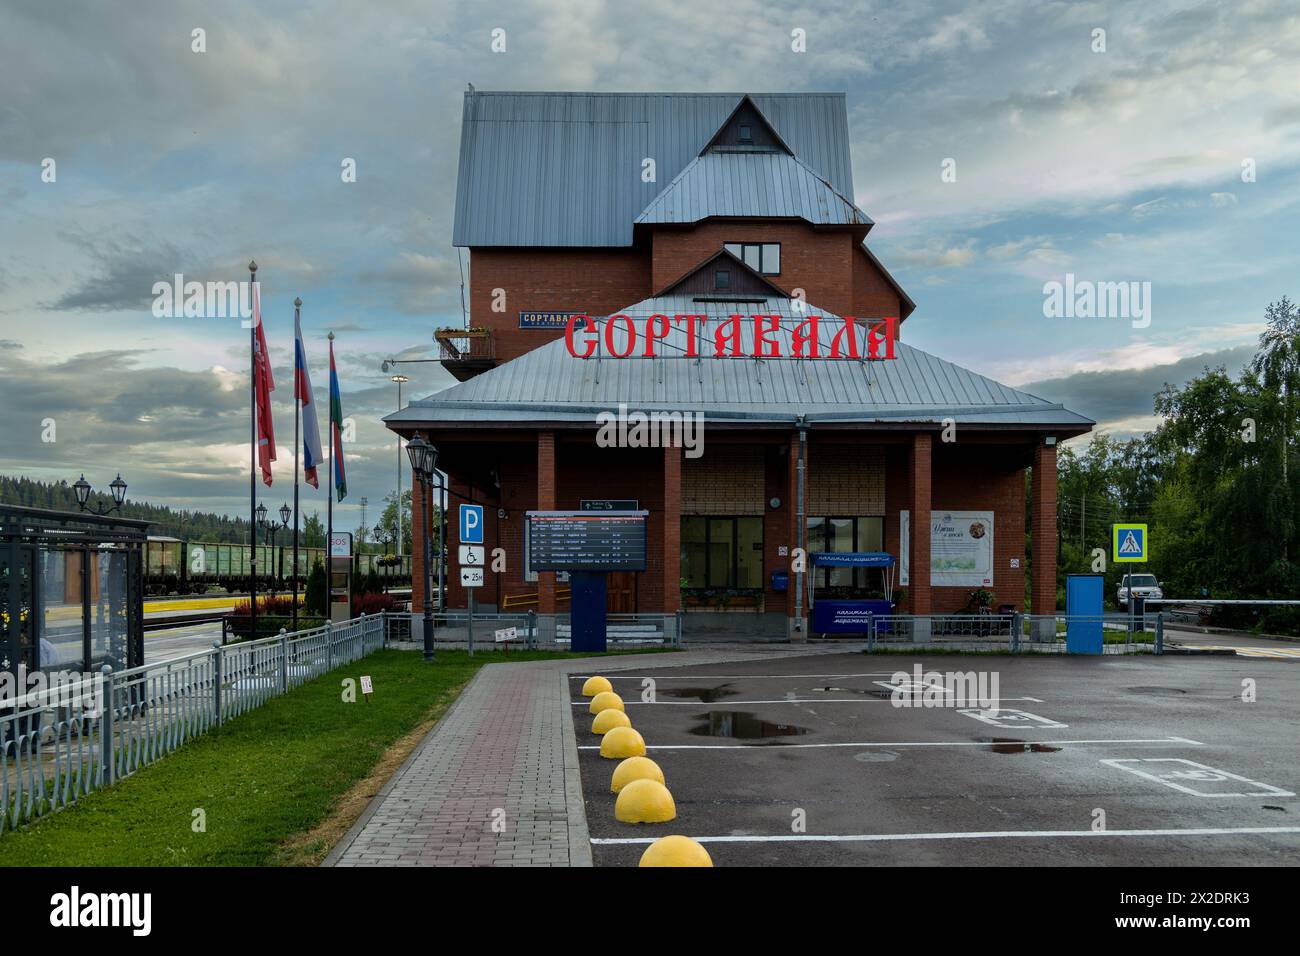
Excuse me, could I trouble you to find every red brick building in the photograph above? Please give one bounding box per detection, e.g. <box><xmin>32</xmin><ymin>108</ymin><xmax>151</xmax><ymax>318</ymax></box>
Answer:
<box><xmin>387</xmin><ymin>91</ymin><xmax>1092</xmax><ymax>640</ymax></box>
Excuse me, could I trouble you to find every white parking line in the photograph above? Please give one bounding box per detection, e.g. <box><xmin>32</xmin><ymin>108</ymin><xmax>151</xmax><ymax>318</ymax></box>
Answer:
<box><xmin>572</xmin><ymin>696</ymin><xmax>1047</xmax><ymax>706</ymax></box>
<box><xmin>570</xmin><ymin>672</ymin><xmax>905</xmax><ymax>680</ymax></box>
<box><xmin>958</xmin><ymin>708</ymin><xmax>1068</xmax><ymax>729</ymax></box>
<box><xmin>576</xmin><ymin>736</ymin><xmax>1202</xmax><ymax>751</ymax></box>
<box><xmin>1101</xmin><ymin>758</ymin><xmax>1297</xmax><ymax>798</ymax></box>
<box><xmin>591</xmin><ymin>825</ymin><xmax>1300</xmax><ymax>846</ymax></box>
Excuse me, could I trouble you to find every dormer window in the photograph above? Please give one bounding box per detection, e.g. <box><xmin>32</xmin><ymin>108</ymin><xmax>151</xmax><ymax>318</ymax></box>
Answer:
<box><xmin>714</xmin><ymin>269</ymin><xmax>731</xmax><ymax>290</ymax></box>
<box><xmin>738</xmin><ymin>124</ymin><xmax>753</xmax><ymax>144</ymax></box>
<box><xmin>723</xmin><ymin>242</ymin><xmax>781</xmax><ymax>275</ymax></box>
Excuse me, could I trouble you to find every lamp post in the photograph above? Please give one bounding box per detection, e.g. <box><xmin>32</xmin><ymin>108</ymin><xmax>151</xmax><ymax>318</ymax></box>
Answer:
<box><xmin>390</xmin><ymin>373</ymin><xmax>409</xmax><ymax>560</ymax></box>
<box><xmin>406</xmin><ymin>436</ymin><xmax>439</xmax><ymax>662</ymax></box>
<box><xmin>73</xmin><ymin>473</ymin><xmax>128</xmax><ymax>516</ymax></box>
<box><xmin>375</xmin><ymin>527</ymin><xmax>391</xmax><ymax>594</ymax></box>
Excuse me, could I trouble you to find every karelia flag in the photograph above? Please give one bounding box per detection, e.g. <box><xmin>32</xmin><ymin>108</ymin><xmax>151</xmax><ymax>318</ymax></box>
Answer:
<box><xmin>294</xmin><ymin>312</ymin><xmax>324</xmax><ymax>489</ymax></box>
<box><xmin>329</xmin><ymin>338</ymin><xmax>347</xmax><ymax>502</ymax></box>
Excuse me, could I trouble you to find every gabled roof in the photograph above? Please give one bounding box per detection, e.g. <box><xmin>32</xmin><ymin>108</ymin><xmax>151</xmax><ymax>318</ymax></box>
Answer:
<box><xmin>861</xmin><ymin>243</ymin><xmax>917</xmax><ymax>320</ymax></box>
<box><xmin>451</xmin><ymin>91</ymin><xmax>854</xmax><ymax>248</ymax></box>
<box><xmin>654</xmin><ymin>247</ymin><xmax>790</xmax><ymax>298</ymax></box>
<box><xmin>388</xmin><ymin>292</ymin><xmax>1094</xmax><ymax>432</ymax></box>
<box><xmin>634</xmin><ymin>149</ymin><xmax>873</xmax><ymax>227</ymax></box>
<box><xmin>699</xmin><ymin>94</ymin><xmax>794</xmax><ymax>155</ymax></box>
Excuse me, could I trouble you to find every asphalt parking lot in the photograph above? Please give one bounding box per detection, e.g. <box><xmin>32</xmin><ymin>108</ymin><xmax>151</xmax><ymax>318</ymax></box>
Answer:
<box><xmin>570</xmin><ymin>651</ymin><xmax>1300</xmax><ymax>866</ymax></box>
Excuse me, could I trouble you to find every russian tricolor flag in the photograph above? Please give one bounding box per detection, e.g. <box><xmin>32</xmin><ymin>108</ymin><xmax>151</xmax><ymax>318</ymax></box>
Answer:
<box><xmin>294</xmin><ymin>313</ymin><xmax>324</xmax><ymax>489</ymax></box>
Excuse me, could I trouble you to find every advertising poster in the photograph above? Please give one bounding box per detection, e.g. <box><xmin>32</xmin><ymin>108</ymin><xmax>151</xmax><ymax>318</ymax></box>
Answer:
<box><xmin>900</xmin><ymin>510</ymin><xmax>994</xmax><ymax>587</ymax></box>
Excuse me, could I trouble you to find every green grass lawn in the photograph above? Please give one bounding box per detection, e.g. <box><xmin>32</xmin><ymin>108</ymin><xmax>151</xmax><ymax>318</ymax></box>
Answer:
<box><xmin>0</xmin><ymin>647</ymin><xmax>667</xmax><ymax>867</ymax></box>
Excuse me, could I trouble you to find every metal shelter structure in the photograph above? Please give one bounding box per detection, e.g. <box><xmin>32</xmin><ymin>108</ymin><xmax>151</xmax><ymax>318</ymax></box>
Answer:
<box><xmin>0</xmin><ymin>504</ymin><xmax>147</xmax><ymax>677</ymax></box>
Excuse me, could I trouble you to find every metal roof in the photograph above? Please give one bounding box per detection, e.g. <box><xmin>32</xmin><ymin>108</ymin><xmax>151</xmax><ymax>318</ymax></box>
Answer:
<box><xmin>387</xmin><ymin>294</ymin><xmax>1094</xmax><ymax>431</ymax></box>
<box><xmin>452</xmin><ymin>92</ymin><xmax>855</xmax><ymax>248</ymax></box>
<box><xmin>634</xmin><ymin>150</ymin><xmax>872</xmax><ymax>227</ymax></box>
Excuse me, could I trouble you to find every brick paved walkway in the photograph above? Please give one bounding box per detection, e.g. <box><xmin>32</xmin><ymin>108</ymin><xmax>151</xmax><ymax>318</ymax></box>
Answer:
<box><xmin>325</xmin><ymin>644</ymin><xmax>844</xmax><ymax>867</ymax></box>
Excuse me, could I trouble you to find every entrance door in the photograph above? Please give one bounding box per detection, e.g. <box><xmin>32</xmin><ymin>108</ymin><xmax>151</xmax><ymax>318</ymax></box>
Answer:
<box><xmin>607</xmin><ymin>572</ymin><xmax>636</xmax><ymax>613</ymax></box>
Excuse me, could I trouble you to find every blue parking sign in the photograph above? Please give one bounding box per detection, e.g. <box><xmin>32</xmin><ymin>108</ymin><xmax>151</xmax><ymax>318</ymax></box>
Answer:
<box><xmin>460</xmin><ymin>504</ymin><xmax>484</xmax><ymax>544</ymax></box>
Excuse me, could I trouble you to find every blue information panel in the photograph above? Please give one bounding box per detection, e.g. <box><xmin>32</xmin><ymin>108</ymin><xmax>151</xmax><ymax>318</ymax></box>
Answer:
<box><xmin>812</xmin><ymin>599</ymin><xmax>894</xmax><ymax>634</ymax></box>
<box><xmin>519</xmin><ymin>311</ymin><xmax>579</xmax><ymax>329</ymax></box>
<box><xmin>526</xmin><ymin>511</ymin><xmax>647</xmax><ymax>571</ymax></box>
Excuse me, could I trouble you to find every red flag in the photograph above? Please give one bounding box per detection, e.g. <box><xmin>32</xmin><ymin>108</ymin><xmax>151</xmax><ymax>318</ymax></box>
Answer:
<box><xmin>253</xmin><ymin>282</ymin><xmax>276</xmax><ymax>486</ymax></box>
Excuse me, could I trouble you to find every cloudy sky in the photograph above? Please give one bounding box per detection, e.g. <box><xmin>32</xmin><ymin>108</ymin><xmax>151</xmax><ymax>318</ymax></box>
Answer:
<box><xmin>1</xmin><ymin>0</ymin><xmax>1297</xmax><ymax>522</ymax></box>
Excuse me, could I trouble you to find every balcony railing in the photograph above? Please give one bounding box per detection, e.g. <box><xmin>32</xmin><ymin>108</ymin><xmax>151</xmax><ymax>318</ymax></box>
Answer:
<box><xmin>435</xmin><ymin>327</ymin><xmax>495</xmax><ymax>364</ymax></box>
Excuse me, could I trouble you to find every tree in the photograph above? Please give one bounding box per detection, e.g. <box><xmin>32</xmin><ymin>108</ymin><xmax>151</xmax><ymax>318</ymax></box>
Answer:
<box><xmin>378</xmin><ymin>490</ymin><xmax>413</xmax><ymax>555</ymax></box>
<box><xmin>303</xmin><ymin>512</ymin><xmax>325</xmax><ymax>548</ymax></box>
<box><xmin>304</xmin><ymin>560</ymin><xmax>327</xmax><ymax>616</ymax></box>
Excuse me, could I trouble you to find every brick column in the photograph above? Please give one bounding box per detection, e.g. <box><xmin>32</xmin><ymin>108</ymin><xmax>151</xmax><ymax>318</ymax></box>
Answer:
<box><xmin>788</xmin><ymin>428</ymin><xmax>808</xmax><ymax>639</ymax></box>
<box><xmin>537</xmin><ymin>432</ymin><xmax>556</xmax><ymax>614</ymax></box>
<box><xmin>663</xmin><ymin>444</ymin><xmax>682</xmax><ymax>612</ymax></box>
<box><xmin>909</xmin><ymin>433</ymin><xmax>932</xmax><ymax>627</ymax></box>
<box><xmin>1031</xmin><ymin>441</ymin><xmax>1058</xmax><ymax>616</ymax></box>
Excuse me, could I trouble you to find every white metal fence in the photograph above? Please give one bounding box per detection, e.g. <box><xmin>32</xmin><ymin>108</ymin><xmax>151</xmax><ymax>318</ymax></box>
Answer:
<box><xmin>863</xmin><ymin>612</ymin><xmax>1163</xmax><ymax>654</ymax></box>
<box><xmin>0</xmin><ymin>613</ymin><xmax>385</xmax><ymax>836</ymax></box>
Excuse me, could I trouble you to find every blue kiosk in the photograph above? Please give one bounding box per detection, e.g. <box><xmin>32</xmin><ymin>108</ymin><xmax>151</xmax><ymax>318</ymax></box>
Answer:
<box><xmin>808</xmin><ymin>551</ymin><xmax>898</xmax><ymax>636</ymax></box>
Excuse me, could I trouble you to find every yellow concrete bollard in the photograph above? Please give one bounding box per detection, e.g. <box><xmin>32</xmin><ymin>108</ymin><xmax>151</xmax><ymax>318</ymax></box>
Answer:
<box><xmin>638</xmin><ymin>835</ymin><xmax>713</xmax><ymax>867</ymax></box>
<box><xmin>599</xmin><ymin>725</ymin><xmax>646</xmax><ymax>759</ymax></box>
<box><xmin>581</xmin><ymin>675</ymin><xmax>613</xmax><ymax>697</ymax></box>
<box><xmin>614</xmin><ymin>778</ymin><xmax>676</xmax><ymax>823</ymax></box>
<box><xmin>610</xmin><ymin>755</ymin><xmax>664</xmax><ymax>793</ymax></box>
<box><xmin>592</xmin><ymin>708</ymin><xmax>632</xmax><ymax>735</ymax></box>
<box><xmin>588</xmin><ymin>691</ymin><xmax>625</xmax><ymax>715</ymax></box>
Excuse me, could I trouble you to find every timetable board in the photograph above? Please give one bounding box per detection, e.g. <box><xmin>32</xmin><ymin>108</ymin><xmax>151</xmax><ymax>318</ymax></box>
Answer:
<box><xmin>525</xmin><ymin>510</ymin><xmax>648</xmax><ymax>572</ymax></box>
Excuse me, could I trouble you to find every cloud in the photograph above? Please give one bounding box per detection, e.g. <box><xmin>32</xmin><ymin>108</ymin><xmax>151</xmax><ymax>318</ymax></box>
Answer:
<box><xmin>1019</xmin><ymin>345</ymin><xmax>1256</xmax><ymax>429</ymax></box>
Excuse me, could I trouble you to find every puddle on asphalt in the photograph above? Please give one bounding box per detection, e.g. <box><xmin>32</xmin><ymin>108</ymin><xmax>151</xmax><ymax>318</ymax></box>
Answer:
<box><xmin>659</xmin><ymin>684</ymin><xmax>739</xmax><ymax>702</ymax></box>
<box><xmin>854</xmin><ymin>750</ymin><xmax>899</xmax><ymax>763</ymax></box>
<box><xmin>1127</xmin><ymin>686</ymin><xmax>1187</xmax><ymax>696</ymax></box>
<box><xmin>689</xmin><ymin>710</ymin><xmax>811</xmax><ymax>739</ymax></box>
<box><xmin>983</xmin><ymin>737</ymin><xmax>1062</xmax><ymax>754</ymax></box>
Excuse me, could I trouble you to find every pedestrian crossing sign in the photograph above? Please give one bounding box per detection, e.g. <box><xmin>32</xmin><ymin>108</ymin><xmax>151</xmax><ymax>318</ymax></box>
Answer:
<box><xmin>1113</xmin><ymin>523</ymin><xmax>1148</xmax><ymax>562</ymax></box>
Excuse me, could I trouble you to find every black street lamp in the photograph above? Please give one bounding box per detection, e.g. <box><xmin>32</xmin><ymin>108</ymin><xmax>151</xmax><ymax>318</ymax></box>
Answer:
<box><xmin>406</xmin><ymin>436</ymin><xmax>440</xmax><ymax>662</ymax></box>
<box><xmin>375</xmin><ymin>527</ymin><xmax>391</xmax><ymax>594</ymax></box>
<box><xmin>262</xmin><ymin>504</ymin><xmax>290</xmax><ymax>605</ymax></box>
<box><xmin>73</xmin><ymin>473</ymin><xmax>128</xmax><ymax>516</ymax></box>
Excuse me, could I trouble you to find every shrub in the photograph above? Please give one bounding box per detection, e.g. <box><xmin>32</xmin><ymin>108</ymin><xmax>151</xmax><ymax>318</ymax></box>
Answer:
<box><xmin>304</xmin><ymin>561</ymin><xmax>327</xmax><ymax>616</ymax></box>
<box><xmin>353</xmin><ymin>592</ymin><xmax>398</xmax><ymax>616</ymax></box>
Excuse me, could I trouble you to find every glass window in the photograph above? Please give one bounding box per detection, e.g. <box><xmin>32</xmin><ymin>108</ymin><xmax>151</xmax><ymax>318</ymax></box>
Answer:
<box><xmin>857</xmin><ymin>517</ymin><xmax>883</xmax><ymax>552</ymax></box>
<box><xmin>828</xmin><ymin>518</ymin><xmax>854</xmax><ymax>586</ymax></box>
<box><xmin>722</xmin><ymin>242</ymin><xmax>781</xmax><ymax>276</ymax></box>
<box><xmin>715</xmin><ymin>269</ymin><xmax>730</xmax><ymax>289</ymax></box>
<box><xmin>762</xmin><ymin>244</ymin><xmax>780</xmax><ymax>274</ymax></box>
<box><xmin>736</xmin><ymin>517</ymin><xmax>764</xmax><ymax>589</ymax></box>
<box><xmin>681</xmin><ymin>517</ymin><xmax>707</xmax><ymax>588</ymax></box>
<box><xmin>806</xmin><ymin>516</ymin><xmax>886</xmax><ymax>592</ymax></box>
<box><xmin>680</xmin><ymin>516</ymin><xmax>764</xmax><ymax>594</ymax></box>
<box><xmin>90</xmin><ymin>548</ymin><xmax>128</xmax><ymax>671</ymax></box>
<box><xmin>40</xmin><ymin>547</ymin><xmax>85</xmax><ymax>670</ymax></box>
<box><xmin>707</xmin><ymin>518</ymin><xmax>734</xmax><ymax>588</ymax></box>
